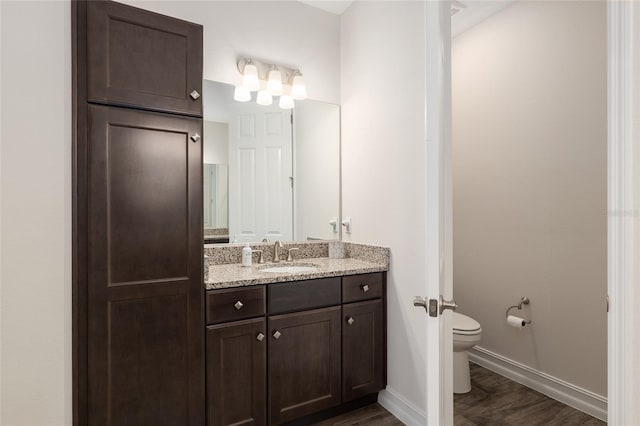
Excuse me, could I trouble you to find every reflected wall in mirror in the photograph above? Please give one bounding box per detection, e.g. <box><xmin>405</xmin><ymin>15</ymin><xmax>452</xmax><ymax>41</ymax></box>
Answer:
<box><xmin>203</xmin><ymin>80</ymin><xmax>340</xmax><ymax>244</ymax></box>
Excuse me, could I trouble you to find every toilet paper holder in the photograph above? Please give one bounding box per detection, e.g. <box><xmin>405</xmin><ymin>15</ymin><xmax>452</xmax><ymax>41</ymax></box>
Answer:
<box><xmin>505</xmin><ymin>296</ymin><xmax>532</xmax><ymax>324</ymax></box>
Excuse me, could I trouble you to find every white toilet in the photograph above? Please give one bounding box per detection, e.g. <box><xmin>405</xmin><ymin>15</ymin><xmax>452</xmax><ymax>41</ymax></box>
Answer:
<box><xmin>452</xmin><ymin>312</ymin><xmax>482</xmax><ymax>394</ymax></box>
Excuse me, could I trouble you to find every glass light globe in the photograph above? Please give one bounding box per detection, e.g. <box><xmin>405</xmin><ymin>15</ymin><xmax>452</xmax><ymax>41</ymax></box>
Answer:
<box><xmin>279</xmin><ymin>94</ymin><xmax>294</xmax><ymax>110</ymax></box>
<box><xmin>256</xmin><ymin>90</ymin><xmax>273</xmax><ymax>106</ymax></box>
<box><xmin>242</xmin><ymin>62</ymin><xmax>260</xmax><ymax>92</ymax></box>
<box><xmin>233</xmin><ymin>85</ymin><xmax>251</xmax><ymax>102</ymax></box>
<box><xmin>291</xmin><ymin>74</ymin><xmax>307</xmax><ymax>100</ymax></box>
<box><xmin>267</xmin><ymin>68</ymin><xmax>283</xmax><ymax>96</ymax></box>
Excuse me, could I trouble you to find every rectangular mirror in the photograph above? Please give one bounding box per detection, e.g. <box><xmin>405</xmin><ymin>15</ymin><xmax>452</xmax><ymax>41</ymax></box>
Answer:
<box><xmin>203</xmin><ymin>80</ymin><xmax>341</xmax><ymax>244</ymax></box>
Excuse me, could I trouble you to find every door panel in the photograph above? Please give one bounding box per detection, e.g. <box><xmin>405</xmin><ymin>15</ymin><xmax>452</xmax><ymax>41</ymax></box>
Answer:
<box><xmin>206</xmin><ymin>318</ymin><xmax>267</xmax><ymax>426</ymax></box>
<box><xmin>108</xmin><ymin>293</ymin><xmax>189</xmax><ymax>425</ymax></box>
<box><xmin>424</xmin><ymin>1</ymin><xmax>454</xmax><ymax>424</ymax></box>
<box><xmin>268</xmin><ymin>307</ymin><xmax>341</xmax><ymax>425</ymax></box>
<box><xmin>342</xmin><ymin>300</ymin><xmax>384</xmax><ymax>402</ymax></box>
<box><xmin>107</xmin><ymin>123</ymin><xmax>189</xmax><ymax>284</ymax></box>
<box><xmin>87</xmin><ymin>105</ymin><xmax>203</xmax><ymax>425</ymax></box>
<box><xmin>87</xmin><ymin>1</ymin><xmax>203</xmax><ymax>116</ymax></box>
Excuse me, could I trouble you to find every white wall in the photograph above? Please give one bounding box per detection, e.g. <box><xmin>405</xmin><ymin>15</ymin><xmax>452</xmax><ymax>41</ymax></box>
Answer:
<box><xmin>452</xmin><ymin>1</ymin><xmax>607</xmax><ymax>396</ymax></box>
<box><xmin>341</xmin><ymin>1</ymin><xmax>428</xmax><ymax>414</ymax></box>
<box><xmin>120</xmin><ymin>0</ymin><xmax>341</xmax><ymax>104</ymax></box>
<box><xmin>293</xmin><ymin>100</ymin><xmax>340</xmax><ymax>240</ymax></box>
<box><xmin>0</xmin><ymin>1</ymin><xmax>73</xmax><ymax>425</ymax></box>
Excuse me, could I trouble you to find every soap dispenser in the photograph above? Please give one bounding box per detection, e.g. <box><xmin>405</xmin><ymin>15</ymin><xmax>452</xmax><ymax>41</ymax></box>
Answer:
<box><xmin>242</xmin><ymin>243</ymin><xmax>252</xmax><ymax>267</ymax></box>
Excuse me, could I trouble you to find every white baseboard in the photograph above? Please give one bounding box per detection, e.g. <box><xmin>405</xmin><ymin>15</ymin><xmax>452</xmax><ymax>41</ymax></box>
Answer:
<box><xmin>377</xmin><ymin>387</ymin><xmax>426</xmax><ymax>426</ymax></box>
<box><xmin>468</xmin><ymin>346</ymin><xmax>607</xmax><ymax>422</ymax></box>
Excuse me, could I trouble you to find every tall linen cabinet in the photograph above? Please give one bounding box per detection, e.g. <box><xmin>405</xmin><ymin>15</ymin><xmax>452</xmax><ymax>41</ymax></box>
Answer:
<box><xmin>72</xmin><ymin>2</ymin><xmax>205</xmax><ymax>424</ymax></box>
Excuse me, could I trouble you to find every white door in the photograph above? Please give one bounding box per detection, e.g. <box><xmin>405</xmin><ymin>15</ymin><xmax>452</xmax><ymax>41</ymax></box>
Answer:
<box><xmin>417</xmin><ymin>1</ymin><xmax>455</xmax><ymax>425</ymax></box>
<box><xmin>228</xmin><ymin>102</ymin><xmax>293</xmax><ymax>243</ymax></box>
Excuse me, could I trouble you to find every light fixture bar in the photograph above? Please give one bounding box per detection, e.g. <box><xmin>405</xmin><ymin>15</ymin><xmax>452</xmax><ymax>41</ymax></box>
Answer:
<box><xmin>237</xmin><ymin>58</ymin><xmax>301</xmax><ymax>87</ymax></box>
<box><xmin>236</xmin><ymin>58</ymin><xmax>306</xmax><ymax>110</ymax></box>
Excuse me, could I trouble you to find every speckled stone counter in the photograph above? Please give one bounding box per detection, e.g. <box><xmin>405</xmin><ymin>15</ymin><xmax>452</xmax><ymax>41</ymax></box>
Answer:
<box><xmin>204</xmin><ymin>241</ymin><xmax>390</xmax><ymax>290</ymax></box>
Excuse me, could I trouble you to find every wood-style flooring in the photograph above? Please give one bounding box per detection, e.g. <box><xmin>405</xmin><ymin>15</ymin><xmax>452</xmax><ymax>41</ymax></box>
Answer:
<box><xmin>312</xmin><ymin>403</ymin><xmax>403</xmax><ymax>426</ymax></box>
<box><xmin>312</xmin><ymin>364</ymin><xmax>605</xmax><ymax>425</ymax></box>
<box><xmin>455</xmin><ymin>364</ymin><xmax>605</xmax><ymax>426</ymax></box>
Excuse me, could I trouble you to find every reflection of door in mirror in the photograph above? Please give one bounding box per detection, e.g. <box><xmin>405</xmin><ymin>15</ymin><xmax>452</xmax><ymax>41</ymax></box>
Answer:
<box><xmin>229</xmin><ymin>101</ymin><xmax>293</xmax><ymax>243</ymax></box>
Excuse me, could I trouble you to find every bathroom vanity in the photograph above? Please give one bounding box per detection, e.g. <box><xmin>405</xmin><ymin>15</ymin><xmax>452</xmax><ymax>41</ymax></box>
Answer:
<box><xmin>204</xmin><ymin>243</ymin><xmax>389</xmax><ymax>426</ymax></box>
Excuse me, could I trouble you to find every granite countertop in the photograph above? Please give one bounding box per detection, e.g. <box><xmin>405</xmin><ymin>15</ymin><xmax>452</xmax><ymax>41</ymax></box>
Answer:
<box><xmin>205</xmin><ymin>257</ymin><xmax>387</xmax><ymax>290</ymax></box>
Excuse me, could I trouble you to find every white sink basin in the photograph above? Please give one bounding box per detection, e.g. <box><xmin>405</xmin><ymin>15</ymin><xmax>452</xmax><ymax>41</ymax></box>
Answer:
<box><xmin>260</xmin><ymin>265</ymin><xmax>319</xmax><ymax>274</ymax></box>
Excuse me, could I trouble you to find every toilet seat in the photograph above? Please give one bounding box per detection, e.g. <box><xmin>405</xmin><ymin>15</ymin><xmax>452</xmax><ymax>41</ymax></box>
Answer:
<box><xmin>453</xmin><ymin>312</ymin><xmax>481</xmax><ymax>336</ymax></box>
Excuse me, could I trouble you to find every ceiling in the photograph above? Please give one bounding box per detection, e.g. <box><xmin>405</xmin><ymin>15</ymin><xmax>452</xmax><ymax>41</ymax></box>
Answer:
<box><xmin>297</xmin><ymin>0</ymin><xmax>515</xmax><ymax>36</ymax></box>
<box><xmin>298</xmin><ymin>1</ymin><xmax>354</xmax><ymax>15</ymax></box>
<box><xmin>452</xmin><ymin>0</ymin><xmax>516</xmax><ymax>37</ymax></box>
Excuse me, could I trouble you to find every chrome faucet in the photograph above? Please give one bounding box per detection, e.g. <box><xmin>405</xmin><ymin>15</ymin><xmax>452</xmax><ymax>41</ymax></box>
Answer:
<box><xmin>273</xmin><ymin>240</ymin><xmax>284</xmax><ymax>263</ymax></box>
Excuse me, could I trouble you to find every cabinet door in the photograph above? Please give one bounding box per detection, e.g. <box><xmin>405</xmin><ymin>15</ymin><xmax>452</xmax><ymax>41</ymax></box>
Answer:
<box><xmin>342</xmin><ymin>300</ymin><xmax>384</xmax><ymax>402</ymax></box>
<box><xmin>87</xmin><ymin>1</ymin><xmax>203</xmax><ymax>116</ymax></box>
<box><xmin>206</xmin><ymin>318</ymin><xmax>267</xmax><ymax>426</ymax></box>
<box><xmin>269</xmin><ymin>306</ymin><xmax>341</xmax><ymax>425</ymax></box>
<box><xmin>87</xmin><ymin>105</ymin><xmax>203</xmax><ymax>425</ymax></box>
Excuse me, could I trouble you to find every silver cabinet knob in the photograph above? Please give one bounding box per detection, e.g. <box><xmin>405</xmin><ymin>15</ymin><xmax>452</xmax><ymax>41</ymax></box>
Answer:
<box><xmin>273</xmin><ymin>330</ymin><xmax>282</xmax><ymax>340</ymax></box>
<box><xmin>234</xmin><ymin>301</ymin><xmax>243</xmax><ymax>310</ymax></box>
<box><xmin>361</xmin><ymin>284</ymin><xmax>369</xmax><ymax>293</ymax></box>
<box><xmin>190</xmin><ymin>132</ymin><xmax>201</xmax><ymax>143</ymax></box>
<box><xmin>256</xmin><ymin>333</ymin><xmax>265</xmax><ymax>342</ymax></box>
<box><xmin>347</xmin><ymin>317</ymin><xmax>355</xmax><ymax>325</ymax></box>
<box><xmin>190</xmin><ymin>90</ymin><xmax>200</xmax><ymax>100</ymax></box>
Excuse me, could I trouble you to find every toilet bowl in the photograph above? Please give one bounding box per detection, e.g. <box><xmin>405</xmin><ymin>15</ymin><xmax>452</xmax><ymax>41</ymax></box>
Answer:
<box><xmin>452</xmin><ymin>312</ymin><xmax>481</xmax><ymax>394</ymax></box>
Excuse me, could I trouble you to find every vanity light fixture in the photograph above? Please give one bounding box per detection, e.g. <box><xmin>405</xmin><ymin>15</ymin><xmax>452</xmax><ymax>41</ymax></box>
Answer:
<box><xmin>291</xmin><ymin>70</ymin><xmax>307</xmax><ymax>100</ymax></box>
<box><xmin>235</xmin><ymin>58</ymin><xmax>307</xmax><ymax>109</ymax></box>
<box><xmin>241</xmin><ymin>59</ymin><xmax>260</xmax><ymax>92</ymax></box>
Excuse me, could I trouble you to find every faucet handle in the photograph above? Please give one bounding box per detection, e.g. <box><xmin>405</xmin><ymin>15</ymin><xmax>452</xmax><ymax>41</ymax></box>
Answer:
<box><xmin>287</xmin><ymin>247</ymin><xmax>300</xmax><ymax>262</ymax></box>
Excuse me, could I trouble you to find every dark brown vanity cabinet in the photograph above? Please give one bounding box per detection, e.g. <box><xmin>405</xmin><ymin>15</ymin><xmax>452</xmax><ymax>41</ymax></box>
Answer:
<box><xmin>205</xmin><ymin>273</ymin><xmax>386</xmax><ymax>426</ymax></box>
<box><xmin>268</xmin><ymin>307</ymin><xmax>342</xmax><ymax>425</ymax></box>
<box><xmin>86</xmin><ymin>1</ymin><xmax>203</xmax><ymax>116</ymax></box>
<box><xmin>74</xmin><ymin>2</ymin><xmax>204</xmax><ymax>425</ymax></box>
<box><xmin>206</xmin><ymin>318</ymin><xmax>267</xmax><ymax>426</ymax></box>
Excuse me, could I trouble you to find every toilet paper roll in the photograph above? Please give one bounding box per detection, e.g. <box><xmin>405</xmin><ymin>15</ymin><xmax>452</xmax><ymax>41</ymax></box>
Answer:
<box><xmin>507</xmin><ymin>315</ymin><xmax>527</xmax><ymax>329</ymax></box>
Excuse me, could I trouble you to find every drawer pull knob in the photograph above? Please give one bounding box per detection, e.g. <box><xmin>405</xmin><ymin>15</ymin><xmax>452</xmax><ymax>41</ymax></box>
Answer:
<box><xmin>234</xmin><ymin>301</ymin><xmax>244</xmax><ymax>310</ymax></box>
<box><xmin>190</xmin><ymin>132</ymin><xmax>201</xmax><ymax>143</ymax></box>
<box><xmin>190</xmin><ymin>90</ymin><xmax>200</xmax><ymax>100</ymax></box>
<box><xmin>361</xmin><ymin>284</ymin><xmax>370</xmax><ymax>293</ymax></box>
<box><xmin>347</xmin><ymin>316</ymin><xmax>355</xmax><ymax>325</ymax></box>
<box><xmin>273</xmin><ymin>330</ymin><xmax>282</xmax><ymax>340</ymax></box>
<box><xmin>256</xmin><ymin>333</ymin><xmax>265</xmax><ymax>342</ymax></box>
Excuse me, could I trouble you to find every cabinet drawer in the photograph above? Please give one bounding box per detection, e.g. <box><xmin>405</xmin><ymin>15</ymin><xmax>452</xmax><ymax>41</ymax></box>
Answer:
<box><xmin>206</xmin><ymin>286</ymin><xmax>266</xmax><ymax>324</ymax></box>
<box><xmin>268</xmin><ymin>278</ymin><xmax>341</xmax><ymax>314</ymax></box>
<box><xmin>342</xmin><ymin>273</ymin><xmax>383</xmax><ymax>303</ymax></box>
